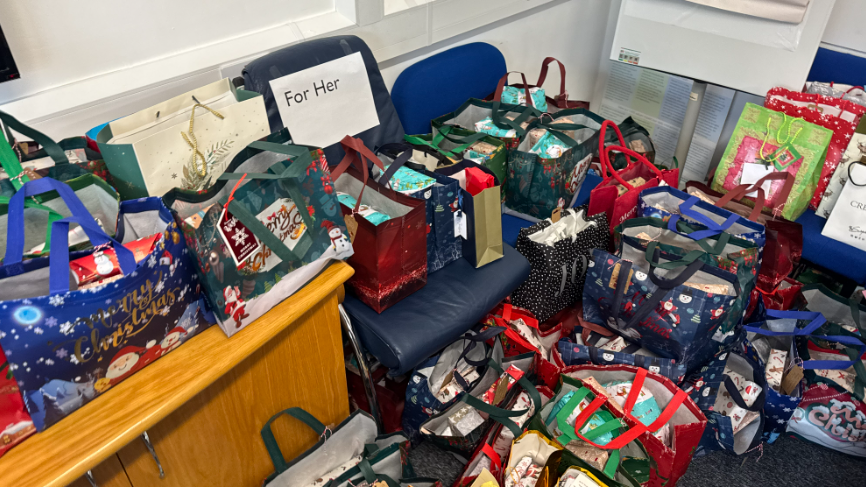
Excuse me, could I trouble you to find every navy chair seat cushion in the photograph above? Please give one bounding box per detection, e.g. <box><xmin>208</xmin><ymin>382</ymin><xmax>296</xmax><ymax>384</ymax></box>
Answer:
<box><xmin>243</xmin><ymin>35</ymin><xmax>404</xmax><ymax>167</ymax></box>
<box><xmin>390</xmin><ymin>42</ymin><xmax>506</xmax><ymax>136</ymax></box>
<box><xmin>796</xmin><ymin>209</ymin><xmax>866</xmax><ymax>284</ymax></box>
<box><xmin>343</xmin><ymin>244</ymin><xmax>530</xmax><ymax>376</ymax></box>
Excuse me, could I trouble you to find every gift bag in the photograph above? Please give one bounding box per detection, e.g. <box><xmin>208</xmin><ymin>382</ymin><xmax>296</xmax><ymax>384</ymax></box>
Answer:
<box><xmin>483</xmin><ymin>304</ymin><xmax>562</xmax><ymax>389</ymax></box>
<box><xmin>816</xmin><ymin>120</ymin><xmax>866</xmax><ymax>217</ymax></box>
<box><xmin>97</xmin><ymin>78</ymin><xmax>269</xmax><ymax>198</ymax></box>
<box><xmin>261</xmin><ymin>408</ymin><xmax>412</xmax><ymax>487</ymax></box>
<box><xmin>332</xmin><ymin>137</ymin><xmax>427</xmax><ymax>312</ymax></box>
<box><xmin>710</xmin><ymin>103</ymin><xmax>833</xmax><ymax>221</ymax></box>
<box><xmin>512</xmin><ymin>206</ymin><xmax>609</xmax><ymax>322</ymax></box>
<box><xmin>588</xmin><ymin>136</ymin><xmax>678</xmax><ymax>233</ymax></box>
<box><xmin>0</xmin><ymin>178</ymin><xmax>212</xmax><ymax>430</ymax></box>
<box><xmin>682</xmin><ymin>345</ymin><xmax>767</xmax><ymax>455</ymax></box>
<box><xmin>169</xmin><ymin>140</ymin><xmax>350</xmax><ymax>336</ymax></box>
<box><xmin>506</xmin><ymin>110</ymin><xmax>605</xmax><ymax>218</ymax></box>
<box><xmin>821</xmin><ymin>160</ymin><xmax>866</xmax><ymax>251</ymax></box>
<box><xmin>0</xmin><ymin>352</ymin><xmax>35</xmax><ymax>457</ymax></box>
<box><xmin>806</xmin><ymin>82</ymin><xmax>866</xmax><ymax>108</ymax></box>
<box><xmin>583</xmin><ymin>245</ymin><xmax>743</xmax><ymax>372</ymax></box>
<box><xmin>375</xmin><ymin>143</ymin><xmax>462</xmax><ymax>273</ymax></box>
<box><xmin>405</xmin><ymin>126</ymin><xmax>507</xmax><ymax>185</ymax></box>
<box><xmin>764</xmin><ymin>87</ymin><xmax>866</xmax><ymax>210</ymax></box>
<box><xmin>402</xmin><ymin>329</ymin><xmax>495</xmax><ymax>442</ymax></box>
<box><xmin>435</xmin><ymin>160</ymin><xmax>504</xmax><ymax>268</ymax></box>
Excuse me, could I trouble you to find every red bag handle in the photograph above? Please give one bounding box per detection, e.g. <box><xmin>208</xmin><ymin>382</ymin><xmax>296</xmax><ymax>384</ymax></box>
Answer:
<box><xmin>493</xmin><ymin>71</ymin><xmax>535</xmax><ymax>108</ymax></box>
<box><xmin>536</xmin><ymin>57</ymin><xmax>567</xmax><ymax>101</ymax></box>
<box><xmin>597</xmin><ymin>120</ymin><xmax>634</xmax><ymax>179</ymax></box>
<box><xmin>569</xmin><ymin>368</ymin><xmax>688</xmax><ymax>450</ymax></box>
<box><xmin>481</xmin><ymin>443</ymin><xmax>502</xmax><ymax>475</ymax></box>
<box><xmin>715</xmin><ymin>171</ymin><xmax>795</xmax><ymax>219</ymax></box>
<box><xmin>846</xmin><ymin>85</ymin><xmax>865</xmax><ymax>94</ymax></box>
<box><xmin>601</xmin><ymin>144</ymin><xmax>664</xmax><ymax>191</ymax></box>
<box><xmin>330</xmin><ymin>136</ymin><xmax>386</xmax><ymax>213</ymax></box>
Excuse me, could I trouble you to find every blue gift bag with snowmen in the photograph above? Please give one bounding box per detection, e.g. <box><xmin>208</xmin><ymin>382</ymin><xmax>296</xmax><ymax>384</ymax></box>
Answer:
<box><xmin>0</xmin><ymin>178</ymin><xmax>213</xmax><ymax>431</ymax></box>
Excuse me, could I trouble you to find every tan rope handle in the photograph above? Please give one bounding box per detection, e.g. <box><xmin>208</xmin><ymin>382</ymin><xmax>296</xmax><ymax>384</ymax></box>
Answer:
<box><xmin>180</xmin><ymin>103</ymin><xmax>225</xmax><ymax>177</ymax></box>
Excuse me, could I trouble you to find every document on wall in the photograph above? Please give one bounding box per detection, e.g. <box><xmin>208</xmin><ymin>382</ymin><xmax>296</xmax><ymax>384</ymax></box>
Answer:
<box><xmin>598</xmin><ymin>62</ymin><xmax>694</xmax><ymax>168</ymax></box>
<box><xmin>681</xmin><ymin>84</ymin><xmax>736</xmax><ymax>183</ymax></box>
<box><xmin>269</xmin><ymin>52</ymin><xmax>380</xmax><ymax>148</ymax></box>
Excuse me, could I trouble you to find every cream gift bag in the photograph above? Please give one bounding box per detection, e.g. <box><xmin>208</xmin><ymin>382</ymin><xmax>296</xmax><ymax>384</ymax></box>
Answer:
<box><xmin>822</xmin><ymin>160</ymin><xmax>866</xmax><ymax>251</ymax></box>
<box><xmin>97</xmin><ymin>79</ymin><xmax>269</xmax><ymax>199</ymax></box>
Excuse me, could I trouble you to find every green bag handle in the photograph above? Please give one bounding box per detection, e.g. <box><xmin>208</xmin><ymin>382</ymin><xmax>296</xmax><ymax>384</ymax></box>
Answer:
<box><xmin>554</xmin><ymin>389</ymin><xmax>622</xmax><ymax>446</ymax></box>
<box><xmin>260</xmin><ymin>407</ymin><xmax>328</xmax><ymax>474</ymax></box>
<box><xmin>217</xmin><ymin>141</ymin><xmax>318</xmax><ymax>265</ymax></box>
<box><xmin>0</xmin><ymin>195</ymin><xmax>64</xmax><ymax>256</ymax></box>
<box><xmin>404</xmin><ymin>126</ymin><xmax>487</xmax><ymax>159</ymax></box>
<box><xmin>357</xmin><ymin>459</ymin><xmax>402</xmax><ymax>487</ymax></box>
<box><xmin>458</xmin><ymin>358</ymin><xmax>542</xmax><ymax>438</ymax></box>
<box><xmin>535</xmin><ymin>114</ymin><xmax>596</xmax><ymax>147</ymax></box>
<box><xmin>0</xmin><ymin>110</ymin><xmax>70</xmax><ymax>192</ymax></box>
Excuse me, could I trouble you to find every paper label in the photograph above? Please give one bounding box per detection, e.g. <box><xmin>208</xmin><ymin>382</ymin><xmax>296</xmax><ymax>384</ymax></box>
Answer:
<box><xmin>781</xmin><ymin>365</ymin><xmax>804</xmax><ymax>395</ymax></box>
<box><xmin>269</xmin><ymin>52</ymin><xmax>380</xmax><ymax>148</ymax></box>
<box><xmin>454</xmin><ymin>210</ymin><xmax>468</xmax><ymax>239</ymax></box>
<box><xmin>217</xmin><ymin>208</ymin><xmax>262</xmax><ymax>268</ymax></box>
<box><xmin>243</xmin><ymin>198</ymin><xmax>307</xmax><ymax>272</ymax></box>
<box><xmin>344</xmin><ymin>214</ymin><xmax>358</xmax><ymax>243</ymax></box>
<box><xmin>741</xmin><ymin>163</ymin><xmax>775</xmax><ymax>197</ymax></box>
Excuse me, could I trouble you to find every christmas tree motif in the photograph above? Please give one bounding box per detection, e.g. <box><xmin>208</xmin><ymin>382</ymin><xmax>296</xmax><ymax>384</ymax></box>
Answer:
<box><xmin>275</xmin><ymin>272</ymin><xmax>283</xmax><ymax>283</ymax></box>
<box><xmin>691</xmin><ymin>313</ymin><xmax>701</xmax><ymax>323</ymax></box>
<box><xmin>264</xmin><ymin>281</ymin><xmax>274</xmax><ymax>293</ymax></box>
<box><xmin>181</xmin><ymin>140</ymin><xmax>234</xmax><ymax>191</ymax></box>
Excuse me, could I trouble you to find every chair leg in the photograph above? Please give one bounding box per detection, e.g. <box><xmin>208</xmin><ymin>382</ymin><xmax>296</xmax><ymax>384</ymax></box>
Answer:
<box><xmin>338</xmin><ymin>303</ymin><xmax>384</xmax><ymax>431</ymax></box>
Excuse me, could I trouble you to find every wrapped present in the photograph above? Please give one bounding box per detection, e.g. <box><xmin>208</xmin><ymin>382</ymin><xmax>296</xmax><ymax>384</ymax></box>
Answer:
<box><xmin>69</xmin><ymin>234</ymin><xmax>160</xmax><ymax>286</ymax></box>
<box><xmin>602</xmin><ymin>380</ymin><xmax>669</xmax><ymax>446</ymax></box>
<box><xmin>564</xmin><ymin>440</ymin><xmax>609</xmax><ymax>473</ymax></box>
<box><xmin>446</xmin><ymin>364</ymin><xmax>525</xmax><ymax>436</ymax></box>
<box><xmin>502</xmin><ymin>85</ymin><xmax>548</xmax><ymax>112</ymax></box>
<box><xmin>476</xmin><ymin>117</ymin><xmax>520</xmax><ymax>138</ymax></box>
<box><xmin>765</xmin><ymin>349</ymin><xmax>788</xmax><ymax>392</ymax></box>
<box><xmin>556</xmin><ymin>467</ymin><xmax>606</xmax><ymax>487</ymax></box>
<box><xmin>529</xmin><ymin>132</ymin><xmax>571</xmax><ymax>159</ymax></box>
<box><xmin>337</xmin><ymin>192</ymin><xmax>392</xmax><ymax>225</ymax></box>
<box><xmin>599</xmin><ymin>337</ymin><xmax>628</xmax><ymax>353</ymax></box>
<box><xmin>714</xmin><ymin>368</ymin><xmax>762</xmax><ymax>432</ymax></box>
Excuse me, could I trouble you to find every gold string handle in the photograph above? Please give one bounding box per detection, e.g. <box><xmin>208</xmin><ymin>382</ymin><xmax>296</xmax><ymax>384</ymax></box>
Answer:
<box><xmin>180</xmin><ymin>103</ymin><xmax>225</xmax><ymax>178</ymax></box>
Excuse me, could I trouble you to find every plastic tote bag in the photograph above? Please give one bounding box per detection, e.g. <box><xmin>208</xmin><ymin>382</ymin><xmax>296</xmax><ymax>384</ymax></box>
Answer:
<box><xmin>710</xmin><ymin>103</ymin><xmax>833</xmax><ymax>221</ymax></box>
<box><xmin>485</xmin><ymin>58</ymin><xmax>591</xmax><ymax>113</ymax></box>
<box><xmin>261</xmin><ymin>408</ymin><xmax>412</xmax><ymax>487</ymax></box>
<box><xmin>511</xmin><ymin>206</ymin><xmax>610</xmax><ymax>322</ymax></box>
<box><xmin>375</xmin><ymin>143</ymin><xmax>463</xmax><ymax>274</ymax></box>
<box><xmin>0</xmin><ymin>178</ymin><xmax>212</xmax><ymax>430</ymax></box>
<box><xmin>169</xmin><ymin>140</ymin><xmax>350</xmax><ymax>336</ymax></box>
<box><xmin>331</xmin><ymin>137</ymin><xmax>427</xmax><ymax>313</ymax></box>
<box><xmin>97</xmin><ymin>78</ymin><xmax>269</xmax><ymax>199</ymax></box>
<box><xmin>821</xmin><ymin>160</ymin><xmax>866</xmax><ymax>251</ymax></box>
<box><xmin>589</xmin><ymin>137</ymin><xmax>679</xmax><ymax>234</ymax></box>
<box><xmin>555</xmin><ymin>337</ymin><xmax>688</xmax><ymax>384</ymax></box>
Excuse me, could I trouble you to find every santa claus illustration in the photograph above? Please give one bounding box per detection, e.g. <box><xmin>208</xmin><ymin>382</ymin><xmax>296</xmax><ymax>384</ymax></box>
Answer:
<box><xmin>321</xmin><ymin>220</ymin><xmax>351</xmax><ymax>254</ymax></box>
<box><xmin>658</xmin><ymin>298</ymin><xmax>679</xmax><ymax>326</ymax></box>
<box><xmin>224</xmin><ymin>285</ymin><xmax>250</xmax><ymax>329</ymax></box>
<box><xmin>105</xmin><ymin>346</ymin><xmax>147</xmax><ymax>386</ymax></box>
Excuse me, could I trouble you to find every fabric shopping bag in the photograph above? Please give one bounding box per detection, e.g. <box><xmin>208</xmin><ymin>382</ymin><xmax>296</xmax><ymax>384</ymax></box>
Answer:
<box><xmin>375</xmin><ymin>143</ymin><xmax>462</xmax><ymax>273</ymax></box>
<box><xmin>583</xmin><ymin>244</ymin><xmax>744</xmax><ymax>373</ymax></box>
<box><xmin>168</xmin><ymin>140</ymin><xmax>350</xmax><ymax>336</ymax></box>
<box><xmin>261</xmin><ymin>408</ymin><xmax>412</xmax><ymax>486</ymax></box>
<box><xmin>764</xmin><ymin>87</ymin><xmax>866</xmax><ymax>210</ymax></box>
<box><xmin>588</xmin><ymin>135</ymin><xmax>678</xmax><ymax>234</ymax></box>
<box><xmin>435</xmin><ymin>160</ymin><xmax>503</xmax><ymax>268</ymax></box>
<box><xmin>332</xmin><ymin>136</ymin><xmax>427</xmax><ymax>313</ymax></box>
<box><xmin>405</xmin><ymin>126</ymin><xmax>507</xmax><ymax>185</ymax></box>
<box><xmin>97</xmin><ymin>78</ymin><xmax>269</xmax><ymax>199</ymax></box>
<box><xmin>710</xmin><ymin>103</ymin><xmax>833</xmax><ymax>221</ymax></box>
<box><xmin>816</xmin><ymin>118</ymin><xmax>866</xmax><ymax>217</ymax></box>
<box><xmin>402</xmin><ymin>328</ymin><xmax>496</xmax><ymax>442</ymax></box>
<box><xmin>555</xmin><ymin>336</ymin><xmax>688</xmax><ymax>384</ymax></box>
<box><xmin>511</xmin><ymin>206</ymin><xmax>609</xmax><ymax>322</ymax></box>
<box><xmin>0</xmin><ymin>178</ymin><xmax>212</xmax><ymax>430</ymax></box>
<box><xmin>821</xmin><ymin>160</ymin><xmax>866</xmax><ymax>251</ymax></box>
<box><xmin>487</xmin><ymin>58</ymin><xmax>591</xmax><ymax>113</ymax></box>
<box><xmin>681</xmin><ymin>343</ymin><xmax>767</xmax><ymax>456</ymax></box>
<box><xmin>0</xmin><ymin>352</ymin><xmax>35</xmax><ymax>458</ymax></box>
<box><xmin>482</xmin><ymin>304</ymin><xmax>562</xmax><ymax>389</ymax></box>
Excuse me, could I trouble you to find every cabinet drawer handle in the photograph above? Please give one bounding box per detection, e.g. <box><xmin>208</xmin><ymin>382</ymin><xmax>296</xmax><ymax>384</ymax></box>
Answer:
<box><xmin>141</xmin><ymin>431</ymin><xmax>166</xmax><ymax>479</ymax></box>
<box><xmin>85</xmin><ymin>470</ymin><xmax>98</xmax><ymax>487</ymax></box>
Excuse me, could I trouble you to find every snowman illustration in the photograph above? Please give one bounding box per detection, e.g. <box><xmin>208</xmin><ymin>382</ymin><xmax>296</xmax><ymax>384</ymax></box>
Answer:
<box><xmin>321</xmin><ymin>220</ymin><xmax>351</xmax><ymax>254</ymax></box>
<box><xmin>93</xmin><ymin>251</ymin><xmax>114</xmax><ymax>276</ymax></box>
<box><xmin>224</xmin><ymin>285</ymin><xmax>250</xmax><ymax>329</ymax></box>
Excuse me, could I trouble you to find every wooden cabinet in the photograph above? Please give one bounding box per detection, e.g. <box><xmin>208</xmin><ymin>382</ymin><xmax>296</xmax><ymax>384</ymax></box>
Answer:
<box><xmin>0</xmin><ymin>263</ymin><xmax>353</xmax><ymax>487</ymax></box>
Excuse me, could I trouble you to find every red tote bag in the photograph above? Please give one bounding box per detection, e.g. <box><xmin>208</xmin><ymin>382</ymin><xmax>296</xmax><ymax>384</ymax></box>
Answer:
<box><xmin>588</xmin><ymin>121</ymin><xmax>679</xmax><ymax>233</ymax></box>
<box><xmin>330</xmin><ymin>136</ymin><xmax>428</xmax><ymax>313</ymax></box>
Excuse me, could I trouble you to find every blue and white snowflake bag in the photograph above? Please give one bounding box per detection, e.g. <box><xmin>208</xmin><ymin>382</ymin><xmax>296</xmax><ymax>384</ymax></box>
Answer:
<box><xmin>0</xmin><ymin>178</ymin><xmax>212</xmax><ymax>430</ymax></box>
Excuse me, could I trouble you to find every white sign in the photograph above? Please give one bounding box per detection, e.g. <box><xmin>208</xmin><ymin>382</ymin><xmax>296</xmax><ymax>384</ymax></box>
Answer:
<box><xmin>269</xmin><ymin>52</ymin><xmax>380</xmax><ymax>148</ymax></box>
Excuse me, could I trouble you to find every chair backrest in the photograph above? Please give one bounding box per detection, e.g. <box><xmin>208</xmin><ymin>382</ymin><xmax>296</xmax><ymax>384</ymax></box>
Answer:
<box><xmin>391</xmin><ymin>42</ymin><xmax>506</xmax><ymax>136</ymax></box>
<box><xmin>807</xmin><ymin>47</ymin><xmax>866</xmax><ymax>87</ymax></box>
<box><xmin>243</xmin><ymin>35</ymin><xmax>404</xmax><ymax>166</ymax></box>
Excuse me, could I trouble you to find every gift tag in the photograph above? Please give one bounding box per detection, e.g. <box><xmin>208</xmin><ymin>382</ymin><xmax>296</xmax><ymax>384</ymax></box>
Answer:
<box><xmin>454</xmin><ymin>210</ymin><xmax>468</xmax><ymax>239</ymax></box>
<box><xmin>741</xmin><ymin>163</ymin><xmax>775</xmax><ymax>197</ymax></box>
<box><xmin>20</xmin><ymin>168</ymin><xmax>42</xmax><ymax>181</ymax></box>
<box><xmin>344</xmin><ymin>214</ymin><xmax>359</xmax><ymax>243</ymax></box>
<box><xmin>769</xmin><ymin>145</ymin><xmax>801</xmax><ymax>169</ymax></box>
<box><xmin>552</xmin><ymin>207</ymin><xmax>562</xmax><ymax>223</ymax></box>
<box><xmin>217</xmin><ymin>208</ymin><xmax>262</xmax><ymax>269</ymax></box>
<box><xmin>781</xmin><ymin>365</ymin><xmax>805</xmax><ymax>395</ymax></box>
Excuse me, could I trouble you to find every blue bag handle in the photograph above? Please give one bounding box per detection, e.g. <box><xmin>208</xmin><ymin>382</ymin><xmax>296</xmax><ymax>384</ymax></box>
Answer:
<box><xmin>5</xmin><ymin>178</ymin><xmax>105</xmax><ymax>265</ymax></box>
<box><xmin>668</xmin><ymin>196</ymin><xmax>741</xmax><ymax>240</ymax></box>
<box><xmin>48</xmin><ymin>216</ymin><xmax>137</xmax><ymax>294</ymax></box>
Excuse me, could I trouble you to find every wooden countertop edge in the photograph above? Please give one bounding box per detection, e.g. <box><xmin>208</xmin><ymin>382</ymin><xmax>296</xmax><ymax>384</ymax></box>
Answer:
<box><xmin>0</xmin><ymin>262</ymin><xmax>354</xmax><ymax>487</ymax></box>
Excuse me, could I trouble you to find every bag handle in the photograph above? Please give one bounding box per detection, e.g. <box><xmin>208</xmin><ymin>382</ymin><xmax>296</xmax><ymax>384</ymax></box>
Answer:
<box><xmin>554</xmin><ymin>386</ymin><xmax>624</xmax><ymax>446</ymax></box>
<box><xmin>661</xmin><ymin>218</ymin><xmax>734</xmax><ymax>253</ymax></box>
<box><xmin>357</xmin><ymin>459</ymin><xmax>401</xmax><ymax>487</ymax></box>
<box><xmin>713</xmin><ymin>186</ymin><xmax>766</xmax><ymax>222</ymax></box>
<box><xmin>720</xmin><ymin>171</ymin><xmax>795</xmax><ymax>218</ymax></box>
<box><xmin>260</xmin><ymin>407</ymin><xmax>328</xmax><ymax>475</ymax></box>
<box><xmin>458</xmin><ymin>359</ymin><xmax>542</xmax><ymax>437</ymax></box>
<box><xmin>722</xmin><ymin>374</ymin><xmax>766</xmax><ymax>412</ymax></box>
<box><xmin>493</xmin><ymin>71</ymin><xmax>536</xmax><ymax>108</ymax></box>
<box><xmin>330</xmin><ymin>136</ymin><xmax>387</xmax><ymax>214</ymax></box>
<box><xmin>491</xmin><ymin>72</ymin><xmax>542</xmax><ymax>136</ymax></box>
<box><xmin>601</xmin><ymin>144</ymin><xmax>663</xmax><ymax>190</ymax></box>
<box><xmin>0</xmin><ymin>195</ymin><xmax>64</xmax><ymax>256</ymax></box>
<box><xmin>536</xmin><ymin>57</ymin><xmax>567</xmax><ymax>102</ymax></box>
<box><xmin>597</xmin><ymin>121</ymin><xmax>634</xmax><ymax>179</ymax></box>
<box><xmin>672</xmin><ymin>196</ymin><xmax>741</xmax><ymax>240</ymax></box>
<box><xmin>457</xmin><ymin>326</ymin><xmax>504</xmax><ymax>368</ymax></box>
<box><xmin>374</xmin><ymin>143</ymin><xmax>415</xmax><ymax>188</ymax></box>
<box><xmin>0</xmin><ymin>111</ymin><xmax>70</xmax><ymax>191</ymax></box>
<box><xmin>404</xmin><ymin>126</ymin><xmax>487</xmax><ymax>160</ymax></box>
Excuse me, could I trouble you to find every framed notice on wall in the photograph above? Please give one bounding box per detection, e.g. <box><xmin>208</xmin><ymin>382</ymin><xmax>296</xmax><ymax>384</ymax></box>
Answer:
<box><xmin>0</xmin><ymin>23</ymin><xmax>19</xmax><ymax>83</ymax></box>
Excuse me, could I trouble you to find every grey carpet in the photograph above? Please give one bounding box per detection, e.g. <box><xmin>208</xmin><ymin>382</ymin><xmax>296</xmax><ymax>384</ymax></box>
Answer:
<box><xmin>408</xmin><ymin>435</ymin><xmax>866</xmax><ymax>486</ymax></box>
